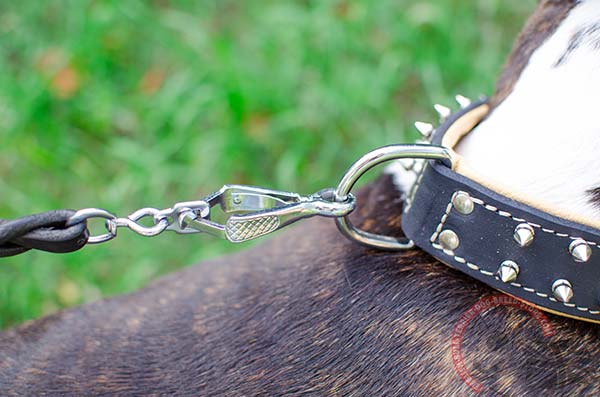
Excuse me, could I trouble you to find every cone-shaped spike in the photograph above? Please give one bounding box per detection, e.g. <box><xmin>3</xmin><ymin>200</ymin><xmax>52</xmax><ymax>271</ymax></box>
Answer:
<box><xmin>400</xmin><ymin>158</ymin><xmax>416</xmax><ymax>171</ymax></box>
<box><xmin>414</xmin><ymin>121</ymin><xmax>434</xmax><ymax>138</ymax></box>
<box><xmin>455</xmin><ymin>94</ymin><xmax>472</xmax><ymax>108</ymax></box>
<box><xmin>552</xmin><ymin>279</ymin><xmax>573</xmax><ymax>303</ymax></box>
<box><xmin>497</xmin><ymin>260</ymin><xmax>519</xmax><ymax>283</ymax></box>
<box><xmin>513</xmin><ymin>224</ymin><xmax>535</xmax><ymax>247</ymax></box>
<box><xmin>569</xmin><ymin>239</ymin><xmax>591</xmax><ymax>262</ymax></box>
<box><xmin>434</xmin><ymin>104</ymin><xmax>451</xmax><ymax>120</ymax></box>
<box><xmin>412</xmin><ymin>159</ymin><xmax>424</xmax><ymax>173</ymax></box>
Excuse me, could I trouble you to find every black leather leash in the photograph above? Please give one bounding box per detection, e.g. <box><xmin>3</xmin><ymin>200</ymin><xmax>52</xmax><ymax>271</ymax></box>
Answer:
<box><xmin>0</xmin><ymin>211</ymin><xmax>89</xmax><ymax>257</ymax></box>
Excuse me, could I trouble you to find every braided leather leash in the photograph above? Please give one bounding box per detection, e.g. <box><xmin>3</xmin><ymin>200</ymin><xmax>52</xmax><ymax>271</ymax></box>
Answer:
<box><xmin>0</xmin><ymin>210</ymin><xmax>89</xmax><ymax>257</ymax></box>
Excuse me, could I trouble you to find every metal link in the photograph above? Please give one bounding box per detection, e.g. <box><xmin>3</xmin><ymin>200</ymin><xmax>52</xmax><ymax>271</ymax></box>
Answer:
<box><xmin>66</xmin><ymin>185</ymin><xmax>356</xmax><ymax>245</ymax></box>
<box><xmin>68</xmin><ymin>208</ymin><xmax>172</xmax><ymax>244</ymax></box>
<box><xmin>66</xmin><ymin>208</ymin><xmax>118</xmax><ymax>244</ymax></box>
<box><xmin>334</xmin><ymin>143</ymin><xmax>454</xmax><ymax>250</ymax></box>
<box><xmin>124</xmin><ymin>208</ymin><xmax>170</xmax><ymax>237</ymax></box>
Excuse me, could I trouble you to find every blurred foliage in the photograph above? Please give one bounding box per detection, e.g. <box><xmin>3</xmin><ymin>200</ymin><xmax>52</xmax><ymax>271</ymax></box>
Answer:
<box><xmin>0</xmin><ymin>0</ymin><xmax>535</xmax><ymax>328</ymax></box>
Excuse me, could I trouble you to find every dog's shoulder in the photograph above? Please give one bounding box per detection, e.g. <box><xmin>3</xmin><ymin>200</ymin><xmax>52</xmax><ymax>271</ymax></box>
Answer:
<box><xmin>2</xmin><ymin>176</ymin><xmax>599</xmax><ymax>395</ymax></box>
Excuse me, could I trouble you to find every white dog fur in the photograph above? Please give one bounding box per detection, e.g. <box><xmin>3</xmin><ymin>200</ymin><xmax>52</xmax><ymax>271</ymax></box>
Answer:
<box><xmin>389</xmin><ymin>0</ymin><xmax>600</xmax><ymax>220</ymax></box>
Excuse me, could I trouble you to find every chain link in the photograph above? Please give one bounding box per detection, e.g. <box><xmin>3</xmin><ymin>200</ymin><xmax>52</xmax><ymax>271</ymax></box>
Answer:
<box><xmin>67</xmin><ymin>143</ymin><xmax>451</xmax><ymax>250</ymax></box>
<box><xmin>1</xmin><ymin>142</ymin><xmax>455</xmax><ymax>256</ymax></box>
<box><xmin>66</xmin><ymin>203</ymin><xmax>208</xmax><ymax>244</ymax></box>
<box><xmin>65</xmin><ymin>185</ymin><xmax>356</xmax><ymax>245</ymax></box>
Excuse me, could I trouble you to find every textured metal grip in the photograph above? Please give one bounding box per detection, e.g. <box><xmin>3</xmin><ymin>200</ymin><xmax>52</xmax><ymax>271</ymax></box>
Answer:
<box><xmin>225</xmin><ymin>216</ymin><xmax>280</xmax><ymax>243</ymax></box>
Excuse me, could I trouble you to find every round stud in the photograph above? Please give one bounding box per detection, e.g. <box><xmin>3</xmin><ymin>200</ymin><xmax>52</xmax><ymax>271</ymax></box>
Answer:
<box><xmin>569</xmin><ymin>239</ymin><xmax>591</xmax><ymax>263</ymax></box>
<box><xmin>452</xmin><ymin>192</ymin><xmax>474</xmax><ymax>215</ymax></box>
<box><xmin>497</xmin><ymin>260</ymin><xmax>519</xmax><ymax>283</ymax></box>
<box><xmin>552</xmin><ymin>279</ymin><xmax>573</xmax><ymax>303</ymax></box>
<box><xmin>439</xmin><ymin>230</ymin><xmax>460</xmax><ymax>251</ymax></box>
<box><xmin>513</xmin><ymin>223</ymin><xmax>535</xmax><ymax>248</ymax></box>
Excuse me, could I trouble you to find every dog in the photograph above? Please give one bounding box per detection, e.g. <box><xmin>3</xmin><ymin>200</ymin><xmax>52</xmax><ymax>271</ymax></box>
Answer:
<box><xmin>2</xmin><ymin>0</ymin><xmax>599</xmax><ymax>395</ymax></box>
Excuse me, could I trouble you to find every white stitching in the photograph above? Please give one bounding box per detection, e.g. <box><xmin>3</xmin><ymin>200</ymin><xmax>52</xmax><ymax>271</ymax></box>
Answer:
<box><xmin>430</xmin><ymin>201</ymin><xmax>453</xmax><ymax>243</ymax></box>
<box><xmin>404</xmin><ymin>164</ymin><xmax>427</xmax><ymax>213</ymax></box>
<box><xmin>430</xmin><ymin>193</ymin><xmax>599</xmax><ymax>315</ymax></box>
<box><xmin>472</xmin><ymin>196</ymin><xmax>598</xmax><ymax>247</ymax></box>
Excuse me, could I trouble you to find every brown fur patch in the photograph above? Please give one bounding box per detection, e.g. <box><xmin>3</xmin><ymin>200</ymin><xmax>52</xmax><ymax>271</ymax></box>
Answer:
<box><xmin>2</xmin><ymin>176</ymin><xmax>600</xmax><ymax>395</ymax></box>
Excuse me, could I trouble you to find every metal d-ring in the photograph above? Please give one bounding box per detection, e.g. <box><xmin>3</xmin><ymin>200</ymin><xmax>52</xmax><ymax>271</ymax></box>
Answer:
<box><xmin>334</xmin><ymin>144</ymin><xmax>454</xmax><ymax>250</ymax></box>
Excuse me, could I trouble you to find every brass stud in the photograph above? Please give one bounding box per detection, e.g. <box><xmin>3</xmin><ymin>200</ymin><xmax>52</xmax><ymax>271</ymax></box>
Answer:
<box><xmin>452</xmin><ymin>191</ymin><xmax>474</xmax><ymax>215</ymax></box>
<box><xmin>439</xmin><ymin>230</ymin><xmax>460</xmax><ymax>251</ymax></box>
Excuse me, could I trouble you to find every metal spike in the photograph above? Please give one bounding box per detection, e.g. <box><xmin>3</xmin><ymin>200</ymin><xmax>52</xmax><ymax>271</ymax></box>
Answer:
<box><xmin>513</xmin><ymin>223</ymin><xmax>535</xmax><ymax>247</ymax></box>
<box><xmin>569</xmin><ymin>239</ymin><xmax>591</xmax><ymax>262</ymax></box>
<box><xmin>400</xmin><ymin>158</ymin><xmax>416</xmax><ymax>171</ymax></box>
<box><xmin>434</xmin><ymin>104</ymin><xmax>451</xmax><ymax>120</ymax></box>
<box><xmin>552</xmin><ymin>279</ymin><xmax>573</xmax><ymax>303</ymax></box>
<box><xmin>414</xmin><ymin>121</ymin><xmax>434</xmax><ymax>138</ymax></box>
<box><xmin>497</xmin><ymin>260</ymin><xmax>519</xmax><ymax>283</ymax></box>
<box><xmin>412</xmin><ymin>159</ymin><xmax>424</xmax><ymax>174</ymax></box>
<box><xmin>455</xmin><ymin>94</ymin><xmax>472</xmax><ymax>108</ymax></box>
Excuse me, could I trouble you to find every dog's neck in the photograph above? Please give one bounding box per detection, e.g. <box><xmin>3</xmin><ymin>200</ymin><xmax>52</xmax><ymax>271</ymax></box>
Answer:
<box><xmin>391</xmin><ymin>0</ymin><xmax>587</xmax><ymax>218</ymax></box>
<box><xmin>457</xmin><ymin>0</ymin><xmax>600</xmax><ymax>220</ymax></box>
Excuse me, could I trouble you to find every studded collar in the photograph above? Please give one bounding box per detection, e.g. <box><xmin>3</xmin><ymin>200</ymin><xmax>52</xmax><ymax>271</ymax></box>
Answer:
<box><xmin>402</xmin><ymin>100</ymin><xmax>600</xmax><ymax>323</ymax></box>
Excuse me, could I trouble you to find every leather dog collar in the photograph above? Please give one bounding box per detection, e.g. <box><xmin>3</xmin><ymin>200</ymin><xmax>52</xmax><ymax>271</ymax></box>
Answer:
<box><xmin>402</xmin><ymin>100</ymin><xmax>600</xmax><ymax>323</ymax></box>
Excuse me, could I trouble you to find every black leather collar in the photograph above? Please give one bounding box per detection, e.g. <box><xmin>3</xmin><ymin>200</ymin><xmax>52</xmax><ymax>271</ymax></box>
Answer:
<box><xmin>402</xmin><ymin>100</ymin><xmax>600</xmax><ymax>323</ymax></box>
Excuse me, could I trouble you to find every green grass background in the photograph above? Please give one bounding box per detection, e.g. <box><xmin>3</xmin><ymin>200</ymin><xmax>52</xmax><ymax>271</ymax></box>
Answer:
<box><xmin>0</xmin><ymin>0</ymin><xmax>535</xmax><ymax>329</ymax></box>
